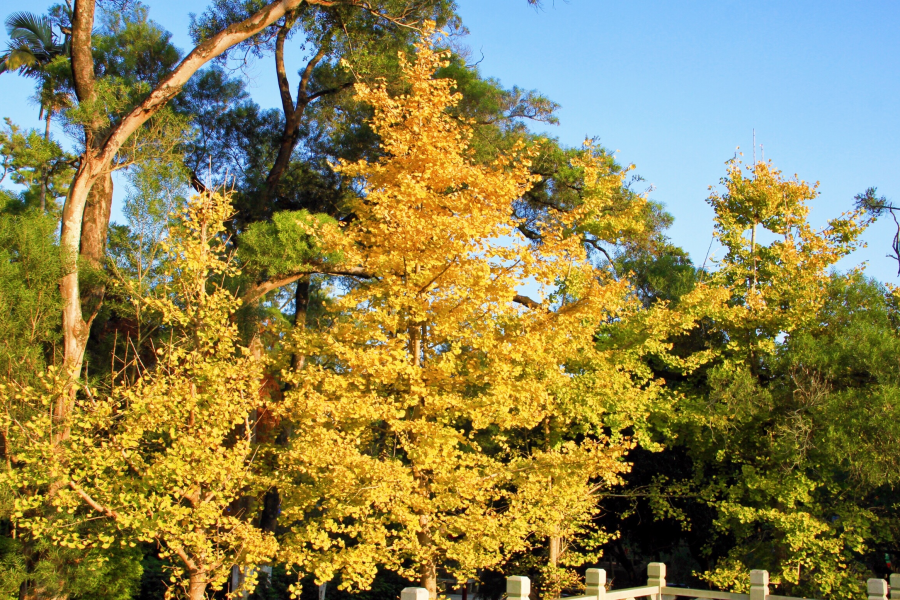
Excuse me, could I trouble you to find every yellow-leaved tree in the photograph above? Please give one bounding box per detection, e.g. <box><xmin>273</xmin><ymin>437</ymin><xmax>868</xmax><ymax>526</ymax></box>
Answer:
<box><xmin>272</xmin><ymin>31</ymin><xmax>714</xmax><ymax>599</ymax></box>
<box><xmin>707</xmin><ymin>158</ymin><xmax>868</xmax><ymax>355</ymax></box>
<box><xmin>2</xmin><ymin>192</ymin><xmax>277</xmax><ymax>600</ymax></box>
<box><xmin>691</xmin><ymin>158</ymin><xmax>871</xmax><ymax>595</ymax></box>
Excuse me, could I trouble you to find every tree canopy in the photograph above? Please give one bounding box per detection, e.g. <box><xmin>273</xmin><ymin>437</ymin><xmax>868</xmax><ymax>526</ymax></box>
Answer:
<box><xmin>0</xmin><ymin>3</ymin><xmax>897</xmax><ymax>600</ymax></box>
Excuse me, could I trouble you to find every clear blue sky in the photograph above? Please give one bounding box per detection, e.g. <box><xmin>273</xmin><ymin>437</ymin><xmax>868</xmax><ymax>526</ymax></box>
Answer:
<box><xmin>3</xmin><ymin>0</ymin><xmax>899</xmax><ymax>280</ymax></box>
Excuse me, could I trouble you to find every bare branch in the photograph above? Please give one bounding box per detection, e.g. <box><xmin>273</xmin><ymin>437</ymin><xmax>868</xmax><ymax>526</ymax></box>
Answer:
<box><xmin>513</xmin><ymin>294</ymin><xmax>542</xmax><ymax>310</ymax></box>
<box><xmin>97</xmin><ymin>0</ymin><xmax>350</xmax><ymax>168</ymax></box>
<box><xmin>241</xmin><ymin>265</ymin><xmax>373</xmax><ymax>305</ymax></box>
<box><xmin>308</xmin><ymin>81</ymin><xmax>354</xmax><ymax>102</ymax></box>
<box><xmin>67</xmin><ymin>480</ymin><xmax>119</xmax><ymax>520</ymax></box>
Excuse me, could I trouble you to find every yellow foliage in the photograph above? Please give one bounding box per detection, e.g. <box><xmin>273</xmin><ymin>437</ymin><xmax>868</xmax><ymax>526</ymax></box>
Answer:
<box><xmin>272</xmin><ymin>29</ymin><xmax>715</xmax><ymax>597</ymax></box>
<box><xmin>707</xmin><ymin>159</ymin><xmax>868</xmax><ymax>355</ymax></box>
<box><xmin>2</xmin><ymin>192</ymin><xmax>277</xmax><ymax>599</ymax></box>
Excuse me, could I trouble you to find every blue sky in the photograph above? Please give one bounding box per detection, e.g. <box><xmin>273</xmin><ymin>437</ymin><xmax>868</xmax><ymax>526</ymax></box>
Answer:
<box><xmin>3</xmin><ymin>0</ymin><xmax>899</xmax><ymax>280</ymax></box>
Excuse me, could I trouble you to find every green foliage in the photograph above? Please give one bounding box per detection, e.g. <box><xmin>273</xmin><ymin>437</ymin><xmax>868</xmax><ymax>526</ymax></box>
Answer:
<box><xmin>4</xmin><ymin>193</ymin><xmax>277</xmax><ymax>599</ymax></box>
<box><xmin>0</xmin><ymin>192</ymin><xmax>62</xmax><ymax>384</ymax></box>
<box><xmin>619</xmin><ymin>245</ymin><xmax>697</xmax><ymax>307</ymax></box>
<box><xmin>0</xmin><ymin>535</ymin><xmax>143</xmax><ymax>600</ymax></box>
<box><xmin>94</xmin><ymin>3</ymin><xmax>181</xmax><ymax>86</ymax></box>
<box><xmin>668</xmin><ymin>274</ymin><xmax>900</xmax><ymax>599</ymax></box>
<box><xmin>0</xmin><ymin>118</ymin><xmax>74</xmax><ymax>212</ymax></box>
<box><xmin>239</xmin><ymin>210</ymin><xmax>341</xmax><ymax>277</ymax></box>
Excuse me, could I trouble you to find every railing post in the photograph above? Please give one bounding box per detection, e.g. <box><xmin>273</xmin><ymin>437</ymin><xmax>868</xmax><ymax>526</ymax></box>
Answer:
<box><xmin>400</xmin><ymin>587</ymin><xmax>429</xmax><ymax>600</ymax></box>
<box><xmin>890</xmin><ymin>574</ymin><xmax>900</xmax><ymax>600</ymax></box>
<box><xmin>585</xmin><ymin>568</ymin><xmax>606</xmax><ymax>598</ymax></box>
<box><xmin>869</xmin><ymin>578</ymin><xmax>889</xmax><ymax>600</ymax></box>
<box><xmin>647</xmin><ymin>562</ymin><xmax>666</xmax><ymax>600</ymax></box>
<box><xmin>507</xmin><ymin>575</ymin><xmax>531</xmax><ymax>600</ymax></box>
<box><xmin>749</xmin><ymin>570</ymin><xmax>769</xmax><ymax>600</ymax></box>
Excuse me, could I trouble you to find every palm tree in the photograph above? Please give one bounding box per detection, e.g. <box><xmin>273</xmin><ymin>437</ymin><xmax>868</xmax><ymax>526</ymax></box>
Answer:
<box><xmin>1</xmin><ymin>10</ymin><xmax>70</xmax><ymax>211</ymax></box>
<box><xmin>0</xmin><ymin>12</ymin><xmax>66</xmax><ymax>75</ymax></box>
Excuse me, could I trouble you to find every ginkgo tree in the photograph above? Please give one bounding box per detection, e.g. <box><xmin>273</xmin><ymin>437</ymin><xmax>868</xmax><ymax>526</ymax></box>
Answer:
<box><xmin>2</xmin><ymin>191</ymin><xmax>277</xmax><ymax>600</ymax></box>
<box><xmin>706</xmin><ymin>158</ymin><xmax>868</xmax><ymax>355</ymax></box>
<box><xmin>268</xmin><ymin>30</ymin><xmax>715</xmax><ymax>600</ymax></box>
<box><xmin>675</xmin><ymin>159</ymin><xmax>872</xmax><ymax>597</ymax></box>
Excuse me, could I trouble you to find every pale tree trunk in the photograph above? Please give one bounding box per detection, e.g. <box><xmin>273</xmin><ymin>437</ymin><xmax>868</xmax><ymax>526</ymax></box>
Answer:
<box><xmin>419</xmin><ymin>562</ymin><xmax>437</xmax><ymax>600</ymax></box>
<box><xmin>187</xmin><ymin>571</ymin><xmax>207</xmax><ymax>600</ymax></box>
<box><xmin>56</xmin><ymin>0</ymin><xmax>324</xmax><ymax>414</ymax></box>
<box><xmin>548</xmin><ymin>535</ymin><xmax>561</xmax><ymax>568</ymax></box>
<box><xmin>411</xmin><ymin>304</ymin><xmax>436</xmax><ymax>597</ymax></box>
<box><xmin>547</xmin><ymin>533</ymin><xmax>564</xmax><ymax>599</ymax></box>
<box><xmin>544</xmin><ymin>413</ymin><xmax>563</xmax><ymax>599</ymax></box>
<box><xmin>56</xmin><ymin>165</ymin><xmax>112</xmax><ymax>442</ymax></box>
<box><xmin>58</xmin><ymin>0</ymin><xmax>104</xmax><ymax>433</ymax></box>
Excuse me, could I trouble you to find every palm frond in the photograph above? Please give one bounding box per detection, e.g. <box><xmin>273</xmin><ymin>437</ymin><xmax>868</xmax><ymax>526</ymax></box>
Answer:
<box><xmin>1</xmin><ymin>46</ymin><xmax>40</xmax><ymax>73</ymax></box>
<box><xmin>0</xmin><ymin>10</ymin><xmax>68</xmax><ymax>77</ymax></box>
<box><xmin>5</xmin><ymin>12</ymin><xmax>54</xmax><ymax>48</ymax></box>
<box><xmin>5</xmin><ymin>11</ymin><xmax>50</xmax><ymax>36</ymax></box>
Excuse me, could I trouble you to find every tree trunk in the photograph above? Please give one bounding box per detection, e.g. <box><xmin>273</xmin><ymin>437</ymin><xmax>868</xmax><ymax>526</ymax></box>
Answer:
<box><xmin>263</xmin><ymin>104</ymin><xmax>307</xmax><ymax>204</ymax></box>
<box><xmin>56</xmin><ymin>163</ymin><xmax>110</xmax><ymax>441</ymax></box>
<box><xmin>80</xmin><ymin>171</ymin><xmax>113</xmax><ymax>320</ymax></box>
<box><xmin>549</xmin><ymin>535</ymin><xmax>561</xmax><ymax>568</ymax></box>
<box><xmin>80</xmin><ymin>172</ymin><xmax>113</xmax><ymax>268</ymax></box>
<box><xmin>259</xmin><ymin>487</ymin><xmax>280</xmax><ymax>533</ymax></box>
<box><xmin>70</xmin><ymin>0</ymin><xmax>97</xmax><ymax>103</ymax></box>
<box><xmin>40</xmin><ymin>110</ymin><xmax>51</xmax><ymax>213</ymax></box>
<box><xmin>57</xmin><ymin>0</ymin><xmax>316</xmax><ymax>409</ymax></box>
<box><xmin>419</xmin><ymin>560</ymin><xmax>437</xmax><ymax>600</ymax></box>
<box><xmin>260</xmin><ymin>277</ymin><xmax>309</xmax><ymax>534</ymax></box>
<box><xmin>417</xmin><ymin>515</ymin><xmax>437</xmax><ymax>599</ymax></box>
<box><xmin>187</xmin><ymin>572</ymin><xmax>207</xmax><ymax>600</ymax></box>
<box><xmin>262</xmin><ymin>25</ymin><xmax>327</xmax><ymax>207</ymax></box>
<box><xmin>292</xmin><ymin>275</ymin><xmax>310</xmax><ymax>363</ymax></box>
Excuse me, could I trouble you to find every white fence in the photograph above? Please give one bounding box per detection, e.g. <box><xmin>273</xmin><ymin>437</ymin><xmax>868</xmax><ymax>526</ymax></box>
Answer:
<box><xmin>399</xmin><ymin>562</ymin><xmax>900</xmax><ymax>600</ymax></box>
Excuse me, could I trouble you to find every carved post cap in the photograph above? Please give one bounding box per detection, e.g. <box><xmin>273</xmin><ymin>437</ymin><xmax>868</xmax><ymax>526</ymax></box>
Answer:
<box><xmin>647</xmin><ymin>562</ymin><xmax>667</xmax><ymax>591</ymax></box>
<box><xmin>890</xmin><ymin>574</ymin><xmax>900</xmax><ymax>600</ymax></box>
<box><xmin>647</xmin><ymin>563</ymin><xmax>666</xmax><ymax>579</ymax></box>
<box><xmin>868</xmin><ymin>578</ymin><xmax>889</xmax><ymax>600</ymax></box>
<box><xmin>750</xmin><ymin>570</ymin><xmax>769</xmax><ymax>587</ymax></box>
<box><xmin>586</xmin><ymin>568</ymin><xmax>607</xmax><ymax>587</ymax></box>
<box><xmin>507</xmin><ymin>575</ymin><xmax>531</xmax><ymax>599</ymax></box>
<box><xmin>400</xmin><ymin>587</ymin><xmax>429</xmax><ymax>600</ymax></box>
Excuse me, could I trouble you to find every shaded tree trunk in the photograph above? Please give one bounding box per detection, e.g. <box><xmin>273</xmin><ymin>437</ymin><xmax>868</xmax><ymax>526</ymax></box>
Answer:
<box><xmin>40</xmin><ymin>110</ymin><xmax>51</xmax><ymax>213</ymax></box>
<box><xmin>417</xmin><ymin>516</ymin><xmax>438</xmax><ymax>599</ymax></box>
<box><xmin>80</xmin><ymin>172</ymin><xmax>113</xmax><ymax>269</ymax></box>
<box><xmin>260</xmin><ymin>277</ymin><xmax>310</xmax><ymax>534</ymax></box>
<box><xmin>292</xmin><ymin>276</ymin><xmax>310</xmax><ymax>367</ymax></box>
<box><xmin>261</xmin><ymin>21</ymin><xmax>326</xmax><ymax>208</ymax></box>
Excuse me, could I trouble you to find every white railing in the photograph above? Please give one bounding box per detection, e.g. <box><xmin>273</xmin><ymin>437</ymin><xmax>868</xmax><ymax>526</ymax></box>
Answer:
<box><xmin>398</xmin><ymin>562</ymin><xmax>900</xmax><ymax>600</ymax></box>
